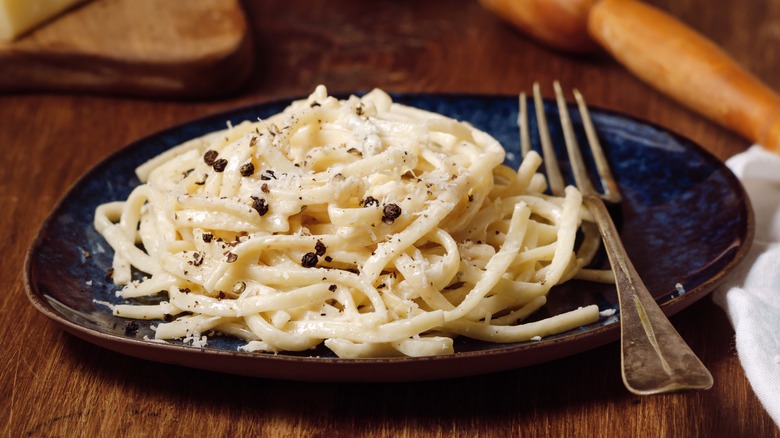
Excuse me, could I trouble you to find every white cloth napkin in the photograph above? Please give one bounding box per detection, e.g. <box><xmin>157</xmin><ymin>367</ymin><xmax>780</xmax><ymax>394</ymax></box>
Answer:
<box><xmin>713</xmin><ymin>145</ymin><xmax>780</xmax><ymax>425</ymax></box>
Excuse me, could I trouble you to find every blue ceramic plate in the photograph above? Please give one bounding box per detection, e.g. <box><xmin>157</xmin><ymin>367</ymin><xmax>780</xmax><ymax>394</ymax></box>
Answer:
<box><xmin>24</xmin><ymin>94</ymin><xmax>753</xmax><ymax>382</ymax></box>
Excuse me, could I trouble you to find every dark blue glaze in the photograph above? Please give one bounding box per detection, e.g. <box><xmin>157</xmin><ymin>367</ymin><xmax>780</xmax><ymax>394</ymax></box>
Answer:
<box><xmin>25</xmin><ymin>94</ymin><xmax>753</xmax><ymax>364</ymax></box>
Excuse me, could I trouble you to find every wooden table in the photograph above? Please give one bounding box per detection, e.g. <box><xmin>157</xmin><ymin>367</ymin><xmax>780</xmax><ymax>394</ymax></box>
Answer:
<box><xmin>3</xmin><ymin>0</ymin><xmax>779</xmax><ymax>435</ymax></box>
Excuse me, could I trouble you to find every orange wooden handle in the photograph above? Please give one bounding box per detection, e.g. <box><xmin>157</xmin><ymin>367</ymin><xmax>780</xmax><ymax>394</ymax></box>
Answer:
<box><xmin>589</xmin><ymin>0</ymin><xmax>780</xmax><ymax>151</ymax></box>
<box><xmin>478</xmin><ymin>0</ymin><xmax>600</xmax><ymax>53</ymax></box>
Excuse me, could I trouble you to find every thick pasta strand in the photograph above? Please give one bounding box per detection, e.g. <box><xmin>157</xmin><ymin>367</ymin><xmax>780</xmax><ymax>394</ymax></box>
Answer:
<box><xmin>95</xmin><ymin>85</ymin><xmax>613</xmax><ymax>358</ymax></box>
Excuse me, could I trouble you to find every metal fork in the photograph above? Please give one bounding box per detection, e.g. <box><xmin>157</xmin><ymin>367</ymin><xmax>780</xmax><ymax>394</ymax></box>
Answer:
<box><xmin>519</xmin><ymin>81</ymin><xmax>713</xmax><ymax>395</ymax></box>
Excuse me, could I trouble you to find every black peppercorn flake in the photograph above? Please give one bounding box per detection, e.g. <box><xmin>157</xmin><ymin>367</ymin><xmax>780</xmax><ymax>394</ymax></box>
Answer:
<box><xmin>328</xmin><ymin>284</ymin><xmax>337</xmax><ymax>292</ymax></box>
<box><xmin>240</xmin><ymin>162</ymin><xmax>255</xmax><ymax>177</ymax></box>
<box><xmin>125</xmin><ymin>320</ymin><xmax>139</xmax><ymax>336</ymax></box>
<box><xmin>203</xmin><ymin>150</ymin><xmax>219</xmax><ymax>165</ymax></box>
<box><xmin>261</xmin><ymin>183</ymin><xmax>269</xmax><ymax>194</ymax></box>
<box><xmin>314</xmin><ymin>240</ymin><xmax>326</xmax><ymax>256</ymax></box>
<box><xmin>301</xmin><ymin>252</ymin><xmax>318</xmax><ymax>268</ymax></box>
<box><xmin>260</xmin><ymin>169</ymin><xmax>277</xmax><ymax>180</ymax></box>
<box><xmin>226</xmin><ymin>252</ymin><xmax>238</xmax><ymax>263</ymax></box>
<box><xmin>363</xmin><ymin>196</ymin><xmax>379</xmax><ymax>207</ymax></box>
<box><xmin>251</xmin><ymin>196</ymin><xmax>269</xmax><ymax>216</ymax></box>
<box><xmin>324</xmin><ymin>255</ymin><xmax>333</xmax><ymax>263</ymax></box>
<box><xmin>202</xmin><ymin>232</ymin><xmax>213</xmax><ymax>243</ymax></box>
<box><xmin>212</xmin><ymin>158</ymin><xmax>228</xmax><ymax>172</ymax></box>
<box><xmin>232</xmin><ymin>281</ymin><xmax>246</xmax><ymax>294</ymax></box>
<box><xmin>382</xmin><ymin>203</ymin><xmax>402</xmax><ymax>224</ymax></box>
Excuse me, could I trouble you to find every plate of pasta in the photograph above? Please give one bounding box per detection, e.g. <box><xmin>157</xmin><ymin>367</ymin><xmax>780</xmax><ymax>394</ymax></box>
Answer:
<box><xmin>25</xmin><ymin>86</ymin><xmax>752</xmax><ymax>381</ymax></box>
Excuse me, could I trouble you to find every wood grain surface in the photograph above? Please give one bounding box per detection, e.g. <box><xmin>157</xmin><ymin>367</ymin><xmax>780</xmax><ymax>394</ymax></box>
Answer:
<box><xmin>0</xmin><ymin>0</ymin><xmax>253</xmax><ymax>98</ymax></box>
<box><xmin>3</xmin><ymin>0</ymin><xmax>779</xmax><ymax>436</ymax></box>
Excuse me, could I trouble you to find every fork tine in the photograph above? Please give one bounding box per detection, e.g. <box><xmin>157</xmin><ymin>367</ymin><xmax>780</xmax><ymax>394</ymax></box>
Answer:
<box><xmin>532</xmin><ymin>82</ymin><xmax>565</xmax><ymax>197</ymax></box>
<box><xmin>554</xmin><ymin>81</ymin><xmax>595</xmax><ymax>197</ymax></box>
<box><xmin>573</xmin><ymin>89</ymin><xmax>622</xmax><ymax>203</ymax></box>
<box><xmin>518</xmin><ymin>92</ymin><xmax>531</xmax><ymax>158</ymax></box>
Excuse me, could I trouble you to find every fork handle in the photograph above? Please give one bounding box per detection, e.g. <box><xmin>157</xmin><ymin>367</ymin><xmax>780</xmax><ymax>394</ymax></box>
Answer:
<box><xmin>585</xmin><ymin>195</ymin><xmax>713</xmax><ymax>394</ymax></box>
<box><xmin>588</xmin><ymin>0</ymin><xmax>780</xmax><ymax>152</ymax></box>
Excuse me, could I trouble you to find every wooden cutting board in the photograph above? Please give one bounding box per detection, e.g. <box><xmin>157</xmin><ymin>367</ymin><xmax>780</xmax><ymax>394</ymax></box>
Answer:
<box><xmin>0</xmin><ymin>0</ymin><xmax>253</xmax><ymax>98</ymax></box>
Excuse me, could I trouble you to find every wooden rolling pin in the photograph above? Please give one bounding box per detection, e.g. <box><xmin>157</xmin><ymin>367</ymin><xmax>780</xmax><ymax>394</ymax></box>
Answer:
<box><xmin>480</xmin><ymin>0</ymin><xmax>780</xmax><ymax>152</ymax></box>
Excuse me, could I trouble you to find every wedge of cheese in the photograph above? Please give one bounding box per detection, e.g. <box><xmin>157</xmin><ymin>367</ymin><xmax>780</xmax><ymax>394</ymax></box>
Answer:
<box><xmin>0</xmin><ymin>0</ymin><xmax>89</xmax><ymax>41</ymax></box>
